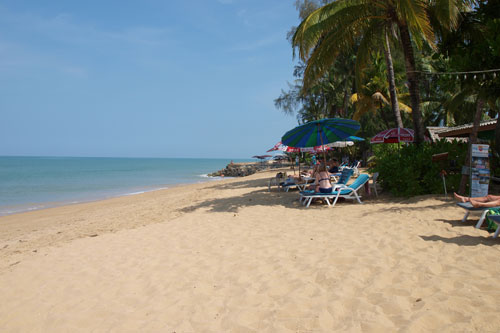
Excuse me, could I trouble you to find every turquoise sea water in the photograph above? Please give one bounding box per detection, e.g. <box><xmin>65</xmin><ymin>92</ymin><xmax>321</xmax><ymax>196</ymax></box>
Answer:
<box><xmin>0</xmin><ymin>156</ymin><xmax>250</xmax><ymax>216</ymax></box>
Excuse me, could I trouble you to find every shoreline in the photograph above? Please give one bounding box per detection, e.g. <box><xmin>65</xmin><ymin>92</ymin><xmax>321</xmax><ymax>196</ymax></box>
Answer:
<box><xmin>0</xmin><ymin>175</ymin><xmax>228</xmax><ymax>218</ymax></box>
<box><xmin>0</xmin><ymin>156</ymin><xmax>254</xmax><ymax>217</ymax></box>
<box><xmin>0</xmin><ymin>168</ymin><xmax>286</xmax><ymax>271</ymax></box>
<box><xmin>2</xmin><ymin>169</ymin><xmax>500</xmax><ymax>331</ymax></box>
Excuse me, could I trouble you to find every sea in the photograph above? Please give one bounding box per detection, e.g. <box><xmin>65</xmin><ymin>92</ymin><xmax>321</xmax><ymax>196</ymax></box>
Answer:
<box><xmin>0</xmin><ymin>156</ymin><xmax>252</xmax><ymax>216</ymax></box>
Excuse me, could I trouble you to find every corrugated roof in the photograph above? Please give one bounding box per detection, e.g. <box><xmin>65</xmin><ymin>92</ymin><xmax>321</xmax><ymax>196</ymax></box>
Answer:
<box><xmin>437</xmin><ymin>119</ymin><xmax>497</xmax><ymax>138</ymax></box>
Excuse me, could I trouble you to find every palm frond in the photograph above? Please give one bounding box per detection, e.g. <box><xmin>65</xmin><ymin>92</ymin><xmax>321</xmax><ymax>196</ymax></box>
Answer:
<box><xmin>355</xmin><ymin>20</ymin><xmax>384</xmax><ymax>92</ymax></box>
<box><xmin>397</xmin><ymin>0</ymin><xmax>435</xmax><ymax>48</ymax></box>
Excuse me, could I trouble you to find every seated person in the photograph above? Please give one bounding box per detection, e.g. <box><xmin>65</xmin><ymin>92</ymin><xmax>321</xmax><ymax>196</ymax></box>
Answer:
<box><xmin>329</xmin><ymin>159</ymin><xmax>339</xmax><ymax>173</ymax></box>
<box><xmin>306</xmin><ymin>164</ymin><xmax>323</xmax><ymax>190</ymax></box>
<box><xmin>315</xmin><ymin>164</ymin><xmax>333</xmax><ymax>193</ymax></box>
<box><xmin>454</xmin><ymin>192</ymin><xmax>500</xmax><ymax>208</ymax></box>
<box><xmin>285</xmin><ymin>174</ymin><xmax>301</xmax><ymax>184</ymax></box>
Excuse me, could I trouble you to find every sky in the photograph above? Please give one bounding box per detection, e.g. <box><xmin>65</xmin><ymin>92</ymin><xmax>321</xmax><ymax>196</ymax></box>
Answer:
<box><xmin>0</xmin><ymin>0</ymin><xmax>301</xmax><ymax>159</ymax></box>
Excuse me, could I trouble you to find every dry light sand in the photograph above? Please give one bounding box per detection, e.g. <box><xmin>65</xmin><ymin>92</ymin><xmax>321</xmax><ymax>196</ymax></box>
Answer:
<box><xmin>1</xmin><ymin>169</ymin><xmax>500</xmax><ymax>332</ymax></box>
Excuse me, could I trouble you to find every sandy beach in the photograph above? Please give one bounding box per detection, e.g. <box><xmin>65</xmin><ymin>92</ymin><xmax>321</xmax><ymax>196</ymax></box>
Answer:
<box><xmin>1</xmin><ymin>169</ymin><xmax>500</xmax><ymax>332</ymax></box>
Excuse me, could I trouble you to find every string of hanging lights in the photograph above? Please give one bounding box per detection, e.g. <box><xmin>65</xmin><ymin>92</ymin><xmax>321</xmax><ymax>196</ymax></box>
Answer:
<box><xmin>409</xmin><ymin>68</ymin><xmax>500</xmax><ymax>80</ymax></box>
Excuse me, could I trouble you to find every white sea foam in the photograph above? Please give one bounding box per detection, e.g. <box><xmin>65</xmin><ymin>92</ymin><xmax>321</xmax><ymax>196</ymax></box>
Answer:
<box><xmin>125</xmin><ymin>191</ymin><xmax>146</xmax><ymax>196</ymax></box>
<box><xmin>0</xmin><ymin>204</ymin><xmax>47</xmax><ymax>216</ymax></box>
<box><xmin>124</xmin><ymin>187</ymin><xmax>169</xmax><ymax>196</ymax></box>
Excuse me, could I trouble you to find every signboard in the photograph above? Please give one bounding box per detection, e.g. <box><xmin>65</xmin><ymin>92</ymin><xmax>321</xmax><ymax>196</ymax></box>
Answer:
<box><xmin>470</xmin><ymin>144</ymin><xmax>490</xmax><ymax>197</ymax></box>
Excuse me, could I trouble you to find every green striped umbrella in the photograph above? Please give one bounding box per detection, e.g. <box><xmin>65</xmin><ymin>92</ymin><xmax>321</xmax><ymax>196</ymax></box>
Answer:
<box><xmin>282</xmin><ymin>118</ymin><xmax>360</xmax><ymax>148</ymax></box>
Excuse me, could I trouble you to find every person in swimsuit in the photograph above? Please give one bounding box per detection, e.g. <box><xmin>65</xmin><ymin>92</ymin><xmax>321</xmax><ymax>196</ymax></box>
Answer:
<box><xmin>328</xmin><ymin>159</ymin><xmax>339</xmax><ymax>173</ymax></box>
<box><xmin>315</xmin><ymin>163</ymin><xmax>333</xmax><ymax>193</ymax></box>
<box><xmin>454</xmin><ymin>193</ymin><xmax>500</xmax><ymax>208</ymax></box>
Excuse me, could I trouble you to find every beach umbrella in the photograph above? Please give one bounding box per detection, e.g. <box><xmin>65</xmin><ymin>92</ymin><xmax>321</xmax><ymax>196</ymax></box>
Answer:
<box><xmin>328</xmin><ymin>140</ymin><xmax>355</xmax><ymax>148</ymax></box>
<box><xmin>282</xmin><ymin>118</ymin><xmax>361</xmax><ymax>163</ymax></box>
<box><xmin>282</xmin><ymin>118</ymin><xmax>361</xmax><ymax>148</ymax></box>
<box><xmin>267</xmin><ymin>142</ymin><xmax>333</xmax><ymax>154</ymax></box>
<box><xmin>252</xmin><ymin>154</ymin><xmax>272</xmax><ymax>167</ymax></box>
<box><xmin>326</xmin><ymin>136</ymin><xmax>365</xmax><ymax>148</ymax></box>
<box><xmin>267</xmin><ymin>142</ymin><xmax>285</xmax><ymax>152</ymax></box>
<box><xmin>273</xmin><ymin>154</ymin><xmax>288</xmax><ymax>160</ymax></box>
<box><xmin>370</xmin><ymin>128</ymin><xmax>430</xmax><ymax>144</ymax></box>
<box><xmin>370</xmin><ymin>128</ymin><xmax>415</xmax><ymax>144</ymax></box>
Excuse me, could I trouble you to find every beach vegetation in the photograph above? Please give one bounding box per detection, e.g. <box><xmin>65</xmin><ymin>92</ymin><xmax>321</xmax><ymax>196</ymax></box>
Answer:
<box><xmin>370</xmin><ymin>140</ymin><xmax>468</xmax><ymax>196</ymax></box>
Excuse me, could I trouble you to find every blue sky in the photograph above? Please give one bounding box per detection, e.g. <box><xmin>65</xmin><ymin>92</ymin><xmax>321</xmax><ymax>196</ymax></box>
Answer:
<box><xmin>0</xmin><ymin>0</ymin><xmax>300</xmax><ymax>158</ymax></box>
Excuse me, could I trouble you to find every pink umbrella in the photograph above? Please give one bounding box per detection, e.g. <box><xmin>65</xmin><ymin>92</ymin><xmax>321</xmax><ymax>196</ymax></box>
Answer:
<box><xmin>267</xmin><ymin>142</ymin><xmax>284</xmax><ymax>152</ymax></box>
<box><xmin>371</xmin><ymin>128</ymin><xmax>415</xmax><ymax>144</ymax></box>
<box><xmin>371</xmin><ymin>128</ymin><xmax>430</xmax><ymax>144</ymax></box>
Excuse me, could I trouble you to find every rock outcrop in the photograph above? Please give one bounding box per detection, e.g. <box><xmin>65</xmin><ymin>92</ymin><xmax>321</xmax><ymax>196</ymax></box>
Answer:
<box><xmin>209</xmin><ymin>163</ymin><xmax>261</xmax><ymax>177</ymax></box>
<box><xmin>209</xmin><ymin>161</ymin><xmax>290</xmax><ymax>178</ymax></box>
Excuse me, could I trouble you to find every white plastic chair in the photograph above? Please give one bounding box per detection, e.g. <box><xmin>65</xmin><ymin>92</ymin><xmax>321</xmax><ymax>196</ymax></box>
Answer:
<box><xmin>370</xmin><ymin>172</ymin><xmax>380</xmax><ymax>197</ymax></box>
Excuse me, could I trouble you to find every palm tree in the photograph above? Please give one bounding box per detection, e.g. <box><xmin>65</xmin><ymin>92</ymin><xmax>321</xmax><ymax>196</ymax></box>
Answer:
<box><xmin>350</xmin><ymin>51</ymin><xmax>411</xmax><ymax>124</ymax></box>
<box><xmin>292</xmin><ymin>0</ymin><xmax>469</xmax><ymax>143</ymax></box>
<box><xmin>293</xmin><ymin>0</ymin><xmax>406</xmax><ymax>128</ymax></box>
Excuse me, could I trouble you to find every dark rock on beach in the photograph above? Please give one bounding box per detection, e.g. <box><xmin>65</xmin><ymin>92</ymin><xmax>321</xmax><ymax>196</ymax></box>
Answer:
<box><xmin>209</xmin><ymin>161</ymin><xmax>287</xmax><ymax>178</ymax></box>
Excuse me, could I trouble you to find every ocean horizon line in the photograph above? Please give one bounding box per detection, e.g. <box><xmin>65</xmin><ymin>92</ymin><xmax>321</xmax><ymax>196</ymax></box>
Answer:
<box><xmin>0</xmin><ymin>155</ymin><xmax>255</xmax><ymax>160</ymax></box>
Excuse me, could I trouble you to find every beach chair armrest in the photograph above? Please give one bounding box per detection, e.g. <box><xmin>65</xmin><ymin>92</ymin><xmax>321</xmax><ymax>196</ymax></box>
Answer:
<box><xmin>332</xmin><ymin>184</ymin><xmax>348</xmax><ymax>191</ymax></box>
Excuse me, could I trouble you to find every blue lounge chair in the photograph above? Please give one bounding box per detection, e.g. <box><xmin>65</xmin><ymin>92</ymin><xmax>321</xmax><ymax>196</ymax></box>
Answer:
<box><xmin>456</xmin><ymin>202</ymin><xmax>500</xmax><ymax>229</ymax></box>
<box><xmin>298</xmin><ymin>169</ymin><xmax>354</xmax><ymax>205</ymax></box>
<box><xmin>299</xmin><ymin>174</ymin><xmax>370</xmax><ymax>208</ymax></box>
<box><xmin>336</xmin><ymin>168</ymin><xmax>354</xmax><ymax>185</ymax></box>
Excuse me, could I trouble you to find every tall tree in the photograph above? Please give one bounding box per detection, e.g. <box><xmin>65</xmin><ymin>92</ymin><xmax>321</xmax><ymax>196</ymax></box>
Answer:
<box><xmin>350</xmin><ymin>51</ymin><xmax>411</xmax><ymax>124</ymax></box>
<box><xmin>292</xmin><ymin>0</ymin><xmax>470</xmax><ymax>143</ymax></box>
<box><xmin>292</xmin><ymin>0</ymin><xmax>406</xmax><ymax>128</ymax></box>
<box><xmin>437</xmin><ymin>0</ymin><xmax>500</xmax><ymax>192</ymax></box>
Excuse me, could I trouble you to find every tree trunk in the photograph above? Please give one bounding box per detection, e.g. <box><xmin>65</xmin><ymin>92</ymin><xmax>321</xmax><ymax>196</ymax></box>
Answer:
<box><xmin>458</xmin><ymin>98</ymin><xmax>484</xmax><ymax>195</ymax></box>
<box><xmin>341</xmin><ymin>82</ymin><xmax>349</xmax><ymax>118</ymax></box>
<box><xmin>397</xmin><ymin>22</ymin><xmax>425</xmax><ymax>143</ymax></box>
<box><xmin>383</xmin><ymin>26</ymin><xmax>403</xmax><ymax>128</ymax></box>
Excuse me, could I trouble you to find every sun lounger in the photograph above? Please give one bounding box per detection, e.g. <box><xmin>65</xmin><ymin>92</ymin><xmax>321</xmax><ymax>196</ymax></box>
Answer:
<box><xmin>281</xmin><ymin>177</ymin><xmax>314</xmax><ymax>192</ymax></box>
<box><xmin>299</xmin><ymin>174</ymin><xmax>370</xmax><ymax>208</ymax></box>
<box><xmin>484</xmin><ymin>215</ymin><xmax>500</xmax><ymax>238</ymax></box>
<box><xmin>456</xmin><ymin>202</ymin><xmax>500</xmax><ymax>229</ymax></box>
<box><xmin>299</xmin><ymin>169</ymin><xmax>354</xmax><ymax>207</ymax></box>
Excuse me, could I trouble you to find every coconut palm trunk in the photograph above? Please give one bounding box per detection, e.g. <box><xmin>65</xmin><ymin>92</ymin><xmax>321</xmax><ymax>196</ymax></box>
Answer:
<box><xmin>383</xmin><ymin>25</ymin><xmax>404</xmax><ymax>128</ymax></box>
<box><xmin>397</xmin><ymin>22</ymin><xmax>425</xmax><ymax>143</ymax></box>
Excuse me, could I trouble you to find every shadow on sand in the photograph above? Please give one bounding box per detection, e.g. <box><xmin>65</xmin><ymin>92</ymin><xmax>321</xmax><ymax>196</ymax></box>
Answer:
<box><xmin>179</xmin><ymin>187</ymin><xmax>305</xmax><ymax>214</ymax></box>
<box><xmin>435</xmin><ymin>218</ymin><xmax>479</xmax><ymax>228</ymax></box>
<box><xmin>420</xmin><ymin>234</ymin><xmax>499</xmax><ymax>247</ymax></box>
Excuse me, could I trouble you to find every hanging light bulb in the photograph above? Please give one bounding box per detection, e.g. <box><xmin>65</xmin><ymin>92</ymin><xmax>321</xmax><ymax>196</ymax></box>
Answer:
<box><xmin>474</xmin><ymin>75</ymin><xmax>477</xmax><ymax>80</ymax></box>
<box><xmin>494</xmin><ymin>73</ymin><xmax>497</xmax><ymax>79</ymax></box>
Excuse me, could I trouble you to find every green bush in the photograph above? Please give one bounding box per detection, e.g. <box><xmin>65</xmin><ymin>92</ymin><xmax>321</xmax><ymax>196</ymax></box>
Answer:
<box><xmin>370</xmin><ymin>140</ymin><xmax>467</xmax><ymax>197</ymax></box>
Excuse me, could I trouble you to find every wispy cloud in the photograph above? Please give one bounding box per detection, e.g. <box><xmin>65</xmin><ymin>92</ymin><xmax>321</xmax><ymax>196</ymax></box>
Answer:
<box><xmin>229</xmin><ymin>33</ymin><xmax>284</xmax><ymax>52</ymax></box>
<box><xmin>0</xmin><ymin>6</ymin><xmax>176</xmax><ymax>76</ymax></box>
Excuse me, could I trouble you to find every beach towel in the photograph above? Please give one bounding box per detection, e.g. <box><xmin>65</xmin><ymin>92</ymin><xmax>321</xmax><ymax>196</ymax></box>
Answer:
<box><xmin>486</xmin><ymin>208</ymin><xmax>500</xmax><ymax>232</ymax></box>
